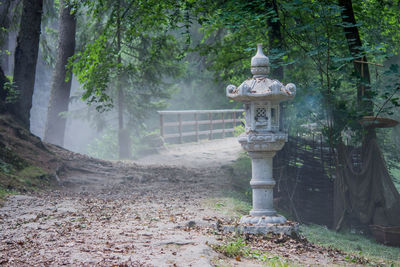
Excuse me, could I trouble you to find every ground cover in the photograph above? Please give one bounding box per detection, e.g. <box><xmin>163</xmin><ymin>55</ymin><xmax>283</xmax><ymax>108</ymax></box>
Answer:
<box><xmin>1</xmin><ymin>116</ymin><xmax>399</xmax><ymax>266</ymax></box>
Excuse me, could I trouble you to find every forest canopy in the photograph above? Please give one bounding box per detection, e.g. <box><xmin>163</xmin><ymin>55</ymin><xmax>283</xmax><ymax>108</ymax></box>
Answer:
<box><xmin>0</xmin><ymin>0</ymin><xmax>399</xmax><ymax>163</ymax></box>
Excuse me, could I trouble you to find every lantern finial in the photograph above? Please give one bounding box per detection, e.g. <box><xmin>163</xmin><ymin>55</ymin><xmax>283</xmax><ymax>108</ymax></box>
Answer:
<box><xmin>251</xmin><ymin>44</ymin><xmax>270</xmax><ymax>77</ymax></box>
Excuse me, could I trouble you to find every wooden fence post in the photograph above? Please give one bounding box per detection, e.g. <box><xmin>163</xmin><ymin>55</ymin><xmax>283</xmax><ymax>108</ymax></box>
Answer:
<box><xmin>178</xmin><ymin>114</ymin><xmax>182</xmax><ymax>144</ymax></box>
<box><xmin>194</xmin><ymin>113</ymin><xmax>199</xmax><ymax>142</ymax></box>
<box><xmin>160</xmin><ymin>114</ymin><xmax>164</xmax><ymax>138</ymax></box>
<box><xmin>222</xmin><ymin>112</ymin><xmax>225</xmax><ymax>138</ymax></box>
<box><xmin>209</xmin><ymin>113</ymin><xmax>213</xmax><ymax>140</ymax></box>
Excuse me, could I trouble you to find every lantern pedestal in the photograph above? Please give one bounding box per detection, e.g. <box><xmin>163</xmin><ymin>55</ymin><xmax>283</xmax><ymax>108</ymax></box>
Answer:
<box><xmin>240</xmin><ymin>151</ymin><xmax>286</xmax><ymax>225</ymax></box>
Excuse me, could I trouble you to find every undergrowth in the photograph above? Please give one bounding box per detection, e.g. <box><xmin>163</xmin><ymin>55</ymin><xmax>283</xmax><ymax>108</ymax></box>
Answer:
<box><xmin>301</xmin><ymin>224</ymin><xmax>400</xmax><ymax>266</ymax></box>
<box><xmin>211</xmin><ymin>237</ymin><xmax>292</xmax><ymax>267</ymax></box>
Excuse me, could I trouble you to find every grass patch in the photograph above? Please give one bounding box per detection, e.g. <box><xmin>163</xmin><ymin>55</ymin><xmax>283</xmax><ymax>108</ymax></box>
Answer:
<box><xmin>212</xmin><ymin>238</ymin><xmax>248</xmax><ymax>258</ymax></box>
<box><xmin>300</xmin><ymin>224</ymin><xmax>400</xmax><ymax>265</ymax></box>
<box><xmin>390</xmin><ymin>166</ymin><xmax>400</xmax><ymax>193</ymax></box>
<box><xmin>211</xmin><ymin>237</ymin><xmax>292</xmax><ymax>266</ymax></box>
<box><xmin>16</xmin><ymin>166</ymin><xmax>50</xmax><ymax>187</ymax></box>
<box><xmin>0</xmin><ymin>186</ymin><xmax>17</xmax><ymax>204</ymax></box>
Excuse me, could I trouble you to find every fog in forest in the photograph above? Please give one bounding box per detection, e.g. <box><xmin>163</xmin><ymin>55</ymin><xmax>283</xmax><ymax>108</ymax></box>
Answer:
<box><xmin>28</xmin><ymin>49</ymin><xmax>230</xmax><ymax>158</ymax></box>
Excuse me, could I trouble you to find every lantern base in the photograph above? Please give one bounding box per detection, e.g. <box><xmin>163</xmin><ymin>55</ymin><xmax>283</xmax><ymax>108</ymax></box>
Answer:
<box><xmin>240</xmin><ymin>214</ymin><xmax>287</xmax><ymax>225</ymax></box>
<box><xmin>223</xmin><ymin>220</ymin><xmax>299</xmax><ymax>236</ymax></box>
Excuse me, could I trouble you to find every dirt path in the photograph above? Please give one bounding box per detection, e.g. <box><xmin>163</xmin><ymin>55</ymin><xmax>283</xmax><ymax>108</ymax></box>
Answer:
<box><xmin>134</xmin><ymin>137</ymin><xmax>242</xmax><ymax>168</ymax></box>
<box><xmin>0</xmin><ymin>138</ymin><xmax>353</xmax><ymax>266</ymax></box>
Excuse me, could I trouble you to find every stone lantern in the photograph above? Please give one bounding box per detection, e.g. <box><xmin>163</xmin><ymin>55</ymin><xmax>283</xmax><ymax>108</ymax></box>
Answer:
<box><xmin>226</xmin><ymin>44</ymin><xmax>296</xmax><ymax>229</ymax></box>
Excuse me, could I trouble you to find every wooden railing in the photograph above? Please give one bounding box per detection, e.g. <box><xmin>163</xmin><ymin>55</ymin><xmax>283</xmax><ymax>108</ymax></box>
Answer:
<box><xmin>158</xmin><ymin>109</ymin><xmax>244</xmax><ymax>143</ymax></box>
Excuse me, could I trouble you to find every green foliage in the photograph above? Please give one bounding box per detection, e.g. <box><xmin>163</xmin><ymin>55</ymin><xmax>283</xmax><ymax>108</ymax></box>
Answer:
<box><xmin>71</xmin><ymin>0</ymin><xmax>185</xmax><ymax>110</ymax></box>
<box><xmin>233</xmin><ymin>117</ymin><xmax>245</xmax><ymax>136</ymax></box>
<box><xmin>87</xmin><ymin>128</ymin><xmax>119</xmax><ymax>160</ymax></box>
<box><xmin>301</xmin><ymin>224</ymin><xmax>400</xmax><ymax>265</ymax></box>
<box><xmin>71</xmin><ymin>35</ymin><xmax>114</xmax><ymax>111</ymax></box>
<box><xmin>193</xmin><ymin>0</ymin><xmax>400</xmax><ymax>150</ymax></box>
<box><xmin>68</xmin><ymin>0</ymin><xmax>189</xmax><ymax>156</ymax></box>
<box><xmin>87</xmin><ymin>127</ymin><xmax>163</xmax><ymax>160</ymax></box>
<box><xmin>2</xmin><ymin>75</ymin><xmax>19</xmax><ymax>104</ymax></box>
<box><xmin>0</xmin><ymin>160</ymin><xmax>15</xmax><ymax>174</ymax></box>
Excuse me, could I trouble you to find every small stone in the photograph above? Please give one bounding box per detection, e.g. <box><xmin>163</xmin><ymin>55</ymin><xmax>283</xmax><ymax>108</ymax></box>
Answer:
<box><xmin>186</xmin><ymin>220</ymin><xmax>196</xmax><ymax>228</ymax></box>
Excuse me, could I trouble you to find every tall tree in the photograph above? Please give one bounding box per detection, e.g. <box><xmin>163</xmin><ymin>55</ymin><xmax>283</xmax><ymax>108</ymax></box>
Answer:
<box><xmin>266</xmin><ymin>0</ymin><xmax>285</xmax><ymax>129</ymax></box>
<box><xmin>0</xmin><ymin>0</ymin><xmax>11</xmax><ymax>50</ymax></box>
<box><xmin>44</xmin><ymin>0</ymin><xmax>76</xmax><ymax>146</ymax></box>
<box><xmin>115</xmin><ymin>0</ymin><xmax>131</xmax><ymax>159</ymax></box>
<box><xmin>266</xmin><ymin>0</ymin><xmax>283</xmax><ymax>80</ymax></box>
<box><xmin>11</xmin><ymin>0</ymin><xmax>43</xmax><ymax>128</ymax></box>
<box><xmin>338</xmin><ymin>0</ymin><xmax>372</xmax><ymax>114</ymax></box>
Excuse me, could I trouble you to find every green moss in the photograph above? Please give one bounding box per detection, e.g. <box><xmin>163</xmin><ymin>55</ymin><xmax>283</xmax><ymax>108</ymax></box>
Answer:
<box><xmin>16</xmin><ymin>166</ymin><xmax>55</xmax><ymax>189</ymax></box>
<box><xmin>0</xmin><ymin>145</ymin><xmax>28</xmax><ymax>170</ymax></box>
<box><xmin>0</xmin><ymin>186</ymin><xmax>17</xmax><ymax>204</ymax></box>
<box><xmin>300</xmin><ymin>224</ymin><xmax>400</xmax><ymax>266</ymax></box>
<box><xmin>0</xmin><ymin>165</ymin><xmax>56</xmax><ymax>196</ymax></box>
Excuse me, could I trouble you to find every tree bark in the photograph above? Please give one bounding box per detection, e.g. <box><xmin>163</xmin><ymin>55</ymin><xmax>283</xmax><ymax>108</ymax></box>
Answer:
<box><xmin>266</xmin><ymin>0</ymin><xmax>283</xmax><ymax>80</ymax></box>
<box><xmin>44</xmin><ymin>0</ymin><xmax>76</xmax><ymax>146</ymax></box>
<box><xmin>11</xmin><ymin>0</ymin><xmax>43</xmax><ymax>128</ymax></box>
<box><xmin>1</xmin><ymin>0</ymin><xmax>17</xmax><ymax>76</ymax></box>
<box><xmin>338</xmin><ymin>0</ymin><xmax>373</xmax><ymax>115</ymax></box>
<box><xmin>0</xmin><ymin>66</ymin><xmax>6</xmax><ymax>106</ymax></box>
<box><xmin>266</xmin><ymin>0</ymin><xmax>285</xmax><ymax>130</ymax></box>
<box><xmin>0</xmin><ymin>0</ymin><xmax>11</xmax><ymax>45</ymax></box>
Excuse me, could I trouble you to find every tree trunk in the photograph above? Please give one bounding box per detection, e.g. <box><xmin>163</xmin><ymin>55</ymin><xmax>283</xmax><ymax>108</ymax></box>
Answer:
<box><xmin>116</xmin><ymin>2</ymin><xmax>131</xmax><ymax>159</ymax></box>
<box><xmin>11</xmin><ymin>0</ymin><xmax>43</xmax><ymax>128</ymax></box>
<box><xmin>0</xmin><ymin>66</ymin><xmax>6</xmax><ymax>107</ymax></box>
<box><xmin>338</xmin><ymin>0</ymin><xmax>373</xmax><ymax>115</ymax></box>
<box><xmin>266</xmin><ymin>0</ymin><xmax>283</xmax><ymax>80</ymax></box>
<box><xmin>0</xmin><ymin>0</ymin><xmax>11</xmax><ymax>47</ymax></box>
<box><xmin>44</xmin><ymin>0</ymin><xmax>76</xmax><ymax>146</ymax></box>
<box><xmin>266</xmin><ymin>0</ymin><xmax>285</xmax><ymax>130</ymax></box>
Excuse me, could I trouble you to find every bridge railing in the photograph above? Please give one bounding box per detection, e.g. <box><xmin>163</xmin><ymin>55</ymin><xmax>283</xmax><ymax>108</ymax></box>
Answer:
<box><xmin>158</xmin><ymin>109</ymin><xmax>244</xmax><ymax>143</ymax></box>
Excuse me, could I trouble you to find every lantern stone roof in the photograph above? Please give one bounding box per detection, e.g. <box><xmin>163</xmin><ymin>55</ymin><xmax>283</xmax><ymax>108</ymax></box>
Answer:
<box><xmin>226</xmin><ymin>44</ymin><xmax>296</xmax><ymax>102</ymax></box>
